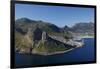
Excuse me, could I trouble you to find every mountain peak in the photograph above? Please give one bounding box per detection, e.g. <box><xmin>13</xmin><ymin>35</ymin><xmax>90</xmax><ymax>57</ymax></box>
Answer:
<box><xmin>16</xmin><ymin>18</ymin><xmax>33</xmax><ymax>23</ymax></box>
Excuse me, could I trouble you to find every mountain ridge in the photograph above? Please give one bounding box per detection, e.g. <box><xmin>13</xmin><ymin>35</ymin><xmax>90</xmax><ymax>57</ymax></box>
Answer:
<box><xmin>15</xmin><ymin>17</ymin><xmax>94</xmax><ymax>55</ymax></box>
<box><xmin>15</xmin><ymin>18</ymin><xmax>94</xmax><ymax>35</ymax></box>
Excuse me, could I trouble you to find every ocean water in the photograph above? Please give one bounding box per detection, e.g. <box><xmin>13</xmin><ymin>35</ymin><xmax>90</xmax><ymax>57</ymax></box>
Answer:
<box><xmin>15</xmin><ymin>38</ymin><xmax>95</xmax><ymax>68</ymax></box>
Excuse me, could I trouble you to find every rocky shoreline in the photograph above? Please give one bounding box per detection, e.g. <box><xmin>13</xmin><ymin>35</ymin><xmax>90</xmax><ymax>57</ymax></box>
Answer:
<box><xmin>15</xmin><ymin>28</ymin><xmax>84</xmax><ymax>55</ymax></box>
<box><xmin>31</xmin><ymin>48</ymin><xmax>74</xmax><ymax>56</ymax></box>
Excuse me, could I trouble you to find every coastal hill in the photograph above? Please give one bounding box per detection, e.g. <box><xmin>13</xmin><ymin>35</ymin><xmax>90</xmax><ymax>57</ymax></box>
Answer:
<box><xmin>15</xmin><ymin>28</ymin><xmax>75</xmax><ymax>55</ymax></box>
<box><xmin>15</xmin><ymin>18</ymin><xmax>94</xmax><ymax>55</ymax></box>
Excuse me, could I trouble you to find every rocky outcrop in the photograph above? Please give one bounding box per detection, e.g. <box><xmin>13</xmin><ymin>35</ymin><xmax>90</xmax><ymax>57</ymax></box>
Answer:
<box><xmin>33</xmin><ymin>28</ymin><xmax>43</xmax><ymax>41</ymax></box>
<box><xmin>15</xmin><ymin>18</ymin><xmax>92</xmax><ymax>55</ymax></box>
<box><xmin>15</xmin><ymin>27</ymin><xmax>83</xmax><ymax>55</ymax></box>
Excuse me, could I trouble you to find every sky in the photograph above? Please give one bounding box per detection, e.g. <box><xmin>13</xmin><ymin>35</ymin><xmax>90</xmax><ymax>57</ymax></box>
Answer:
<box><xmin>15</xmin><ymin>4</ymin><xmax>94</xmax><ymax>27</ymax></box>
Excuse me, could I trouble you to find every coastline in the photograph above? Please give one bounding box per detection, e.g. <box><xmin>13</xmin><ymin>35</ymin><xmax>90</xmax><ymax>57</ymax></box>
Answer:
<box><xmin>16</xmin><ymin>36</ymin><xmax>94</xmax><ymax>56</ymax></box>
<box><xmin>75</xmin><ymin>35</ymin><xmax>94</xmax><ymax>39</ymax></box>
<box><xmin>33</xmin><ymin>36</ymin><xmax>94</xmax><ymax>56</ymax></box>
<box><xmin>80</xmin><ymin>36</ymin><xmax>94</xmax><ymax>38</ymax></box>
<box><xmin>30</xmin><ymin>48</ymin><xmax>75</xmax><ymax>56</ymax></box>
<box><xmin>15</xmin><ymin>38</ymin><xmax>95</xmax><ymax>68</ymax></box>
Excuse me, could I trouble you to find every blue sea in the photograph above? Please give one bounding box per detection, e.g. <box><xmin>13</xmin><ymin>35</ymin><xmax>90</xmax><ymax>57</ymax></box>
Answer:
<box><xmin>15</xmin><ymin>38</ymin><xmax>95</xmax><ymax>67</ymax></box>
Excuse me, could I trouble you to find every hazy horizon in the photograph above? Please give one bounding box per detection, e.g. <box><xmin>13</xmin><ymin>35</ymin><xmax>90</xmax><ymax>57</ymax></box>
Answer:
<box><xmin>15</xmin><ymin>4</ymin><xmax>94</xmax><ymax>27</ymax></box>
<box><xmin>15</xmin><ymin>17</ymin><xmax>94</xmax><ymax>28</ymax></box>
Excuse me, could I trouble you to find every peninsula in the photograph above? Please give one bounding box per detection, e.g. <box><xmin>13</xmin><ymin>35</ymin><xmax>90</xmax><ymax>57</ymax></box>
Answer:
<box><xmin>15</xmin><ymin>18</ymin><xmax>94</xmax><ymax>55</ymax></box>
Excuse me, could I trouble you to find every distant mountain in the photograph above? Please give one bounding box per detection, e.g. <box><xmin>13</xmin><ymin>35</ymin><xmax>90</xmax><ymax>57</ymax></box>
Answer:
<box><xmin>15</xmin><ymin>18</ymin><xmax>33</xmax><ymax>23</ymax></box>
<box><xmin>15</xmin><ymin>18</ymin><xmax>61</xmax><ymax>33</ymax></box>
<box><xmin>71</xmin><ymin>22</ymin><xmax>94</xmax><ymax>33</ymax></box>
<box><xmin>62</xmin><ymin>25</ymin><xmax>71</xmax><ymax>32</ymax></box>
<box><xmin>70</xmin><ymin>22</ymin><xmax>94</xmax><ymax>36</ymax></box>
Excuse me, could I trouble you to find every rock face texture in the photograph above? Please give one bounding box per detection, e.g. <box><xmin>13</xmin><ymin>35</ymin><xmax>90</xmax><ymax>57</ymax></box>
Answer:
<box><xmin>42</xmin><ymin>31</ymin><xmax>48</xmax><ymax>42</ymax></box>
<box><xmin>15</xmin><ymin>27</ymin><xmax>76</xmax><ymax>55</ymax></box>
<box><xmin>33</xmin><ymin>28</ymin><xmax>42</xmax><ymax>41</ymax></box>
<box><xmin>15</xmin><ymin>18</ymin><xmax>88</xmax><ymax>55</ymax></box>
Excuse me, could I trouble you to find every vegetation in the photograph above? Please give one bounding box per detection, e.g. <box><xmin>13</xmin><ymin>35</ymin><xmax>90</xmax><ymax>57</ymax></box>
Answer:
<box><xmin>34</xmin><ymin>41</ymin><xmax>46</xmax><ymax>52</ymax></box>
<box><xmin>15</xmin><ymin>18</ymin><xmax>94</xmax><ymax>55</ymax></box>
<box><xmin>34</xmin><ymin>39</ymin><xmax>72</xmax><ymax>53</ymax></box>
<box><xmin>15</xmin><ymin>31</ymin><xmax>33</xmax><ymax>53</ymax></box>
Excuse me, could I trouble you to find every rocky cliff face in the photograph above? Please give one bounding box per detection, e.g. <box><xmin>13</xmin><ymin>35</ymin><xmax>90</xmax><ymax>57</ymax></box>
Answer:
<box><xmin>15</xmin><ymin>27</ymin><xmax>75</xmax><ymax>55</ymax></box>
<box><xmin>15</xmin><ymin>18</ymin><xmax>94</xmax><ymax>55</ymax></box>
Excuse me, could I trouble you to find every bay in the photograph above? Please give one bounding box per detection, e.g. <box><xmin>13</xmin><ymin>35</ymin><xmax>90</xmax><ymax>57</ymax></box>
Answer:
<box><xmin>15</xmin><ymin>38</ymin><xmax>95</xmax><ymax>67</ymax></box>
